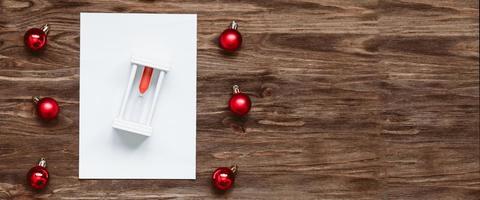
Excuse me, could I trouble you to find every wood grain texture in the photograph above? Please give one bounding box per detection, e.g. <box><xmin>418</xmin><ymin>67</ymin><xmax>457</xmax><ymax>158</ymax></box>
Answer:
<box><xmin>0</xmin><ymin>0</ymin><xmax>478</xmax><ymax>199</ymax></box>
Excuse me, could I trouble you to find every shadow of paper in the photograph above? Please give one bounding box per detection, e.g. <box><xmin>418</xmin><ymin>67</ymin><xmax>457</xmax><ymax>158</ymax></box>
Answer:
<box><xmin>114</xmin><ymin>128</ymin><xmax>148</xmax><ymax>149</ymax></box>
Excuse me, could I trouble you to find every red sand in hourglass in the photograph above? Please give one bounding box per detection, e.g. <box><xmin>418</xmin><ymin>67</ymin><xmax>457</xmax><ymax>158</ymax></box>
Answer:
<box><xmin>139</xmin><ymin>67</ymin><xmax>153</xmax><ymax>95</ymax></box>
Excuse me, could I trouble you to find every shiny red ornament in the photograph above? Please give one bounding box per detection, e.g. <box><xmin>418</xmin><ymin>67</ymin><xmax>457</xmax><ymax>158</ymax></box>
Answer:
<box><xmin>33</xmin><ymin>96</ymin><xmax>59</xmax><ymax>121</ymax></box>
<box><xmin>212</xmin><ymin>165</ymin><xmax>237</xmax><ymax>191</ymax></box>
<box><xmin>219</xmin><ymin>21</ymin><xmax>242</xmax><ymax>52</ymax></box>
<box><xmin>24</xmin><ymin>24</ymin><xmax>49</xmax><ymax>52</ymax></box>
<box><xmin>27</xmin><ymin>158</ymin><xmax>49</xmax><ymax>190</ymax></box>
<box><xmin>228</xmin><ymin>85</ymin><xmax>251</xmax><ymax>116</ymax></box>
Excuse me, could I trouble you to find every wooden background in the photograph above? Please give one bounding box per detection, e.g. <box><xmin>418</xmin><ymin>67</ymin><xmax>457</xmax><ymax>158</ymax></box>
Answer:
<box><xmin>0</xmin><ymin>0</ymin><xmax>479</xmax><ymax>199</ymax></box>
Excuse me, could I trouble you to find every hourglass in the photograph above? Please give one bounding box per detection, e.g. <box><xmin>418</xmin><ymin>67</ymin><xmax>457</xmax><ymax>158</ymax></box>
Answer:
<box><xmin>112</xmin><ymin>56</ymin><xmax>170</xmax><ymax>136</ymax></box>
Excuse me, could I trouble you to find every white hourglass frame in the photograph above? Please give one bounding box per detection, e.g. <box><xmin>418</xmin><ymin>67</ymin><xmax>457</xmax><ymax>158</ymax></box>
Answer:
<box><xmin>112</xmin><ymin>56</ymin><xmax>170</xmax><ymax>136</ymax></box>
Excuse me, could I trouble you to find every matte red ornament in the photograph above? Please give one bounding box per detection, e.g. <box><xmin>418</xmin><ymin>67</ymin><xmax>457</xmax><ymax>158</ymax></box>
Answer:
<box><xmin>219</xmin><ymin>21</ymin><xmax>242</xmax><ymax>52</ymax></box>
<box><xmin>228</xmin><ymin>85</ymin><xmax>251</xmax><ymax>116</ymax></box>
<box><xmin>24</xmin><ymin>24</ymin><xmax>49</xmax><ymax>52</ymax></box>
<box><xmin>33</xmin><ymin>96</ymin><xmax>59</xmax><ymax>121</ymax></box>
<box><xmin>212</xmin><ymin>165</ymin><xmax>237</xmax><ymax>191</ymax></box>
<box><xmin>27</xmin><ymin>158</ymin><xmax>49</xmax><ymax>190</ymax></box>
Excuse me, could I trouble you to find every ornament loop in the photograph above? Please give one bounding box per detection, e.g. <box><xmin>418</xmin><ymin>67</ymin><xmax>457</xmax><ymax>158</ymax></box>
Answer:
<box><xmin>38</xmin><ymin>158</ymin><xmax>47</xmax><ymax>168</ymax></box>
<box><xmin>230</xmin><ymin>21</ymin><xmax>238</xmax><ymax>30</ymax></box>
<box><xmin>232</xmin><ymin>85</ymin><xmax>240</xmax><ymax>94</ymax></box>
<box><xmin>41</xmin><ymin>24</ymin><xmax>49</xmax><ymax>35</ymax></box>
<box><xmin>230</xmin><ymin>165</ymin><xmax>238</xmax><ymax>174</ymax></box>
<box><xmin>33</xmin><ymin>96</ymin><xmax>40</xmax><ymax>104</ymax></box>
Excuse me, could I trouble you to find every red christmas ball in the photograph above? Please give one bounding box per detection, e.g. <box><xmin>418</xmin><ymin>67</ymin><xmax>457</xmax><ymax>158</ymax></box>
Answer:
<box><xmin>24</xmin><ymin>24</ymin><xmax>49</xmax><ymax>52</ymax></box>
<box><xmin>33</xmin><ymin>96</ymin><xmax>59</xmax><ymax>121</ymax></box>
<box><xmin>219</xmin><ymin>21</ymin><xmax>242</xmax><ymax>52</ymax></box>
<box><xmin>212</xmin><ymin>165</ymin><xmax>237</xmax><ymax>191</ymax></box>
<box><xmin>228</xmin><ymin>85</ymin><xmax>251</xmax><ymax>116</ymax></box>
<box><xmin>27</xmin><ymin>158</ymin><xmax>49</xmax><ymax>190</ymax></box>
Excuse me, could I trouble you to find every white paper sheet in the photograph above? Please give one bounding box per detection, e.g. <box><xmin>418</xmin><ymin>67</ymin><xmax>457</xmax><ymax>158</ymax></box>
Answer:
<box><xmin>79</xmin><ymin>13</ymin><xmax>196</xmax><ymax>179</ymax></box>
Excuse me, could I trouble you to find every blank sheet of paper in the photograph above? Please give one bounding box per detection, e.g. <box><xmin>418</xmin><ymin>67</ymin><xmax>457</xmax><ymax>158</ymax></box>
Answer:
<box><xmin>79</xmin><ymin>13</ymin><xmax>196</xmax><ymax>179</ymax></box>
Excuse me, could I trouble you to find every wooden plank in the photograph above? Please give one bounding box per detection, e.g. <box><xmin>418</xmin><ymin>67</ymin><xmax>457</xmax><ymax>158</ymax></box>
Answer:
<box><xmin>379</xmin><ymin>0</ymin><xmax>479</xmax><ymax>199</ymax></box>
